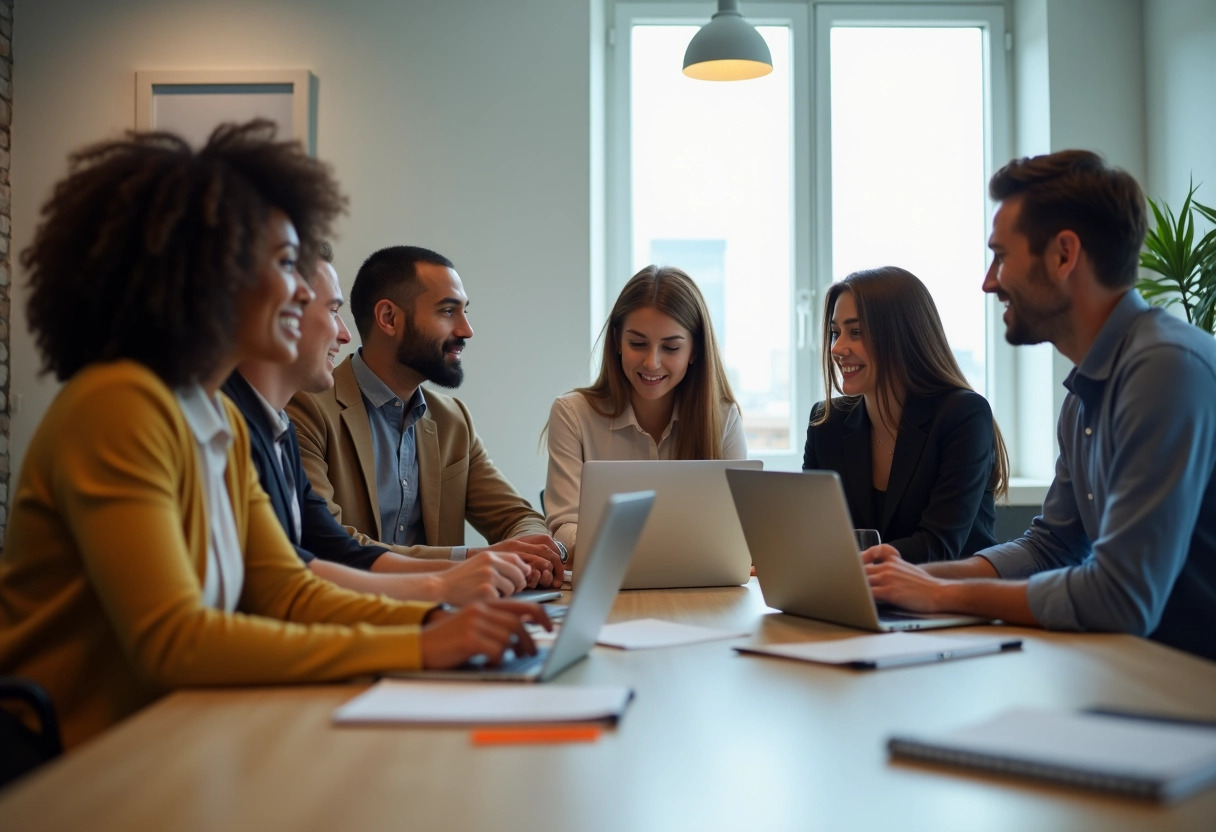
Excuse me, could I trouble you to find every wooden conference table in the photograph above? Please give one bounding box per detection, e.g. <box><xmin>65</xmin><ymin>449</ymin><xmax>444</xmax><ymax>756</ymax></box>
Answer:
<box><xmin>2</xmin><ymin>581</ymin><xmax>1214</xmax><ymax>831</ymax></box>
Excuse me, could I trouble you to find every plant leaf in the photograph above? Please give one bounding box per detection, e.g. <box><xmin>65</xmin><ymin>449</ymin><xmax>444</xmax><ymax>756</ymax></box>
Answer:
<box><xmin>1193</xmin><ymin>198</ymin><xmax>1216</xmax><ymax>227</ymax></box>
<box><xmin>1137</xmin><ymin>181</ymin><xmax>1216</xmax><ymax>329</ymax></box>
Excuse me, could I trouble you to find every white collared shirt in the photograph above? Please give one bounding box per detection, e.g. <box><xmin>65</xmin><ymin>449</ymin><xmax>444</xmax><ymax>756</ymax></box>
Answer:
<box><xmin>177</xmin><ymin>385</ymin><xmax>245</xmax><ymax>612</ymax></box>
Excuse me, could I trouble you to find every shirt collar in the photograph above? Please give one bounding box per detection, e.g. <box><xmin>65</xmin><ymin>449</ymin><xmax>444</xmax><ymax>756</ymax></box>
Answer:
<box><xmin>177</xmin><ymin>384</ymin><xmax>233</xmax><ymax>451</ymax></box>
<box><xmin>351</xmin><ymin>348</ymin><xmax>428</xmax><ymax>415</ymax></box>
<box><xmin>1076</xmin><ymin>290</ymin><xmax>1148</xmax><ymax>381</ymax></box>
<box><xmin>610</xmin><ymin>399</ymin><xmax>681</xmax><ymax>433</ymax></box>
<box><xmin>246</xmin><ymin>382</ymin><xmax>291</xmax><ymax>443</ymax></box>
<box><xmin>1065</xmin><ymin>290</ymin><xmax>1149</xmax><ymax>403</ymax></box>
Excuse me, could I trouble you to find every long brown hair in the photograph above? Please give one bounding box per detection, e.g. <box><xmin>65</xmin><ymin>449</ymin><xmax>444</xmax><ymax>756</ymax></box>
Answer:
<box><xmin>576</xmin><ymin>265</ymin><xmax>738</xmax><ymax>459</ymax></box>
<box><xmin>813</xmin><ymin>266</ymin><xmax>1009</xmax><ymax>498</ymax></box>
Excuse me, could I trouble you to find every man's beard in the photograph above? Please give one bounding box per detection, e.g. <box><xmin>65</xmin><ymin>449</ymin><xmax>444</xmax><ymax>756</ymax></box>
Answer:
<box><xmin>397</xmin><ymin>317</ymin><xmax>465</xmax><ymax>388</ymax></box>
<box><xmin>1003</xmin><ymin>259</ymin><xmax>1070</xmax><ymax>347</ymax></box>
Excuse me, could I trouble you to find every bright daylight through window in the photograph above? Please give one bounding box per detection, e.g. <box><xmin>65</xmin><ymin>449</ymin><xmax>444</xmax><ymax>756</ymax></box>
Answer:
<box><xmin>621</xmin><ymin>6</ymin><xmax>1006</xmax><ymax>466</ymax></box>
<box><xmin>630</xmin><ymin>24</ymin><xmax>794</xmax><ymax>452</ymax></box>
<box><xmin>829</xmin><ymin>26</ymin><xmax>988</xmax><ymax>393</ymax></box>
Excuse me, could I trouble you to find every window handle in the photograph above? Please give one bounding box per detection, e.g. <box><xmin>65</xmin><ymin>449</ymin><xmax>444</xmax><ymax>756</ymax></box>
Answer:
<box><xmin>796</xmin><ymin>288</ymin><xmax>815</xmax><ymax>350</ymax></box>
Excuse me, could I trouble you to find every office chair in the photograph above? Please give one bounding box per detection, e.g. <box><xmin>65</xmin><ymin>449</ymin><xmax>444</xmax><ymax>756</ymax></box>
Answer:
<box><xmin>0</xmin><ymin>676</ymin><xmax>63</xmax><ymax>789</ymax></box>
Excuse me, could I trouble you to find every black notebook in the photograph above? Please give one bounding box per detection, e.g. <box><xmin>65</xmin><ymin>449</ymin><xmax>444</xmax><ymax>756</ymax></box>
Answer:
<box><xmin>887</xmin><ymin>707</ymin><xmax>1216</xmax><ymax>802</ymax></box>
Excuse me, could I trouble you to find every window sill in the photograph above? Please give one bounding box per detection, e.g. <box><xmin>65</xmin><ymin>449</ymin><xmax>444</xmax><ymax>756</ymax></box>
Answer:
<box><xmin>1006</xmin><ymin>478</ymin><xmax>1050</xmax><ymax>507</ymax></box>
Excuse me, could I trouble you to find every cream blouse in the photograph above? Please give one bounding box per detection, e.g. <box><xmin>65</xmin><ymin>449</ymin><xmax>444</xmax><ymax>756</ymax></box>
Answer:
<box><xmin>544</xmin><ymin>392</ymin><xmax>747</xmax><ymax>555</ymax></box>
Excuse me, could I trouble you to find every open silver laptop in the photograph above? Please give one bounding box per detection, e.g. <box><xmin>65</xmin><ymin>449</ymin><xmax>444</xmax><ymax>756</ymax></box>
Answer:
<box><xmin>576</xmin><ymin>459</ymin><xmax>762</xmax><ymax>590</ymax></box>
<box><xmin>394</xmin><ymin>490</ymin><xmax>655</xmax><ymax>681</ymax></box>
<box><xmin>726</xmin><ymin>469</ymin><xmax>990</xmax><ymax>631</ymax></box>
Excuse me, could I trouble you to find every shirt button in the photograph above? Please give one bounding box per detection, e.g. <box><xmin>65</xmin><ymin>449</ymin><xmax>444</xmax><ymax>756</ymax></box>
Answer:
<box><xmin>1084</xmin><ymin>427</ymin><xmax>1092</xmax><ymax>436</ymax></box>
<box><xmin>401</xmin><ymin>479</ymin><xmax>408</xmax><ymax>487</ymax></box>
<box><xmin>1087</xmin><ymin>493</ymin><xmax>1094</xmax><ymax>501</ymax></box>
<box><xmin>394</xmin><ymin>401</ymin><xmax>402</xmax><ymax>408</ymax></box>
<box><xmin>398</xmin><ymin>525</ymin><xmax>405</xmax><ymax>531</ymax></box>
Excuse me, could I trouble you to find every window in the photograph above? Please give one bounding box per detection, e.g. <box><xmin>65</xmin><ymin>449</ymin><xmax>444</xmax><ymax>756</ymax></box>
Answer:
<box><xmin>826</xmin><ymin>26</ymin><xmax>988</xmax><ymax>391</ymax></box>
<box><xmin>626</xmin><ymin>21</ymin><xmax>799</xmax><ymax>453</ymax></box>
<box><xmin>611</xmin><ymin>3</ymin><xmax>1011</xmax><ymax>471</ymax></box>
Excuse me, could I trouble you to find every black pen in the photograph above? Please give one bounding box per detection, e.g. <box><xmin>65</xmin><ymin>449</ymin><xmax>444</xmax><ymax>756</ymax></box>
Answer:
<box><xmin>847</xmin><ymin>638</ymin><xmax>1022</xmax><ymax>670</ymax></box>
<box><xmin>1083</xmin><ymin>706</ymin><xmax>1216</xmax><ymax>729</ymax></box>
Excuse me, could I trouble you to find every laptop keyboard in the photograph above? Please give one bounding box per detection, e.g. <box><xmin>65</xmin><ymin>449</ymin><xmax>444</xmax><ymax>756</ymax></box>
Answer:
<box><xmin>461</xmin><ymin>645</ymin><xmax>550</xmax><ymax>673</ymax></box>
<box><xmin>875</xmin><ymin>604</ymin><xmax>933</xmax><ymax>622</ymax></box>
<box><xmin>500</xmin><ymin>649</ymin><xmax>548</xmax><ymax>674</ymax></box>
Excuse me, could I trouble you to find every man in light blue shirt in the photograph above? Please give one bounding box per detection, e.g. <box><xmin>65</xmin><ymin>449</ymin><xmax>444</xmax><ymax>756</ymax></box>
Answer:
<box><xmin>864</xmin><ymin>150</ymin><xmax>1216</xmax><ymax>661</ymax></box>
<box><xmin>350</xmin><ymin>352</ymin><xmax>429</xmax><ymax>548</ymax></box>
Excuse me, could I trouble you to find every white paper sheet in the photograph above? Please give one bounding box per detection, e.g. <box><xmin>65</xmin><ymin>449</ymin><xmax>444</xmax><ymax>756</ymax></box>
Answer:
<box><xmin>596</xmin><ymin>617</ymin><xmax>751</xmax><ymax>649</ymax></box>
<box><xmin>736</xmin><ymin>631</ymin><xmax>1019</xmax><ymax>668</ymax></box>
<box><xmin>332</xmin><ymin>681</ymin><xmax>633</xmax><ymax>725</ymax></box>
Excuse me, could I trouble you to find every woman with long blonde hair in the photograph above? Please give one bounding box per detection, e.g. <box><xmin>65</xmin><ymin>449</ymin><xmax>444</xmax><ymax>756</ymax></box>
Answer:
<box><xmin>545</xmin><ymin>265</ymin><xmax>746</xmax><ymax>559</ymax></box>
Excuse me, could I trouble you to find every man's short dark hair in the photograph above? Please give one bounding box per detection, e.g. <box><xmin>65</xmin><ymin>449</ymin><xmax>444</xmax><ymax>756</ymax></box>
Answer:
<box><xmin>988</xmin><ymin>150</ymin><xmax>1147</xmax><ymax>289</ymax></box>
<box><xmin>349</xmin><ymin>245</ymin><xmax>454</xmax><ymax>340</ymax></box>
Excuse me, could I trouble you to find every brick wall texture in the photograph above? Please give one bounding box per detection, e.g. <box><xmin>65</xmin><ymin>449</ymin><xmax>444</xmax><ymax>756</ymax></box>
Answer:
<box><xmin>0</xmin><ymin>0</ymin><xmax>12</xmax><ymax>547</ymax></box>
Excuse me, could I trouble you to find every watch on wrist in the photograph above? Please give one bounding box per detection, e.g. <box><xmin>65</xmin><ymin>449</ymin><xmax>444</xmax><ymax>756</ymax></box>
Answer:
<box><xmin>424</xmin><ymin>602</ymin><xmax>456</xmax><ymax>624</ymax></box>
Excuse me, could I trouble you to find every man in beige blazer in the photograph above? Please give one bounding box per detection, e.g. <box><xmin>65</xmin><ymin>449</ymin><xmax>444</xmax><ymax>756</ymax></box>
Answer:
<box><xmin>288</xmin><ymin>245</ymin><xmax>565</xmax><ymax>588</ymax></box>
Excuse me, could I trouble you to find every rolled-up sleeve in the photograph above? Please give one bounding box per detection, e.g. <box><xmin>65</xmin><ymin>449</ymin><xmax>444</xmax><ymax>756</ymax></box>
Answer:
<box><xmin>1017</xmin><ymin>346</ymin><xmax>1216</xmax><ymax>635</ymax></box>
<box><xmin>981</xmin><ymin>427</ymin><xmax>1091</xmax><ymax>580</ymax></box>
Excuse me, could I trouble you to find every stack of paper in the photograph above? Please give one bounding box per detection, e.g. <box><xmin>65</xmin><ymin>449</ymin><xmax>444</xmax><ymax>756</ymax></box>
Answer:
<box><xmin>596</xmin><ymin>618</ymin><xmax>751</xmax><ymax>649</ymax></box>
<box><xmin>333</xmin><ymin>681</ymin><xmax>633</xmax><ymax>725</ymax></box>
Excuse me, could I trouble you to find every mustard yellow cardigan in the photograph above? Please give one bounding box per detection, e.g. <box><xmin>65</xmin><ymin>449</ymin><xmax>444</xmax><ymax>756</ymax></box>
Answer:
<box><xmin>0</xmin><ymin>361</ymin><xmax>435</xmax><ymax>749</ymax></box>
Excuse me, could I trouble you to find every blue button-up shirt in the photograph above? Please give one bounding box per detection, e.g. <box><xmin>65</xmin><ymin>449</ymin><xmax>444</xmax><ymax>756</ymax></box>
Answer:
<box><xmin>981</xmin><ymin>291</ymin><xmax>1216</xmax><ymax>659</ymax></box>
<box><xmin>351</xmin><ymin>350</ymin><xmax>428</xmax><ymax>547</ymax></box>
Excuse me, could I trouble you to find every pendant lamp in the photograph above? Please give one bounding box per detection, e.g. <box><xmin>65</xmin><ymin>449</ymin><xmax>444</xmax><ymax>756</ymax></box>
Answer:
<box><xmin>682</xmin><ymin>0</ymin><xmax>773</xmax><ymax>81</ymax></box>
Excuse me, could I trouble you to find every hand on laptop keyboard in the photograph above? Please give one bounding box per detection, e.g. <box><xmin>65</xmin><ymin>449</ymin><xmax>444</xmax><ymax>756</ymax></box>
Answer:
<box><xmin>419</xmin><ymin>600</ymin><xmax>554</xmax><ymax>669</ymax></box>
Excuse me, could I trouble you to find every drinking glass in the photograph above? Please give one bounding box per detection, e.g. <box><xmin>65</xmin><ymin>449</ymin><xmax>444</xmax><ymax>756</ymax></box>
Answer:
<box><xmin>853</xmin><ymin>529</ymin><xmax>881</xmax><ymax>552</ymax></box>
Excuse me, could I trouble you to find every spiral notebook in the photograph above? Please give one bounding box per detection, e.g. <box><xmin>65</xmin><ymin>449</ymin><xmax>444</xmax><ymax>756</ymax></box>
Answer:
<box><xmin>887</xmin><ymin>707</ymin><xmax>1216</xmax><ymax>802</ymax></box>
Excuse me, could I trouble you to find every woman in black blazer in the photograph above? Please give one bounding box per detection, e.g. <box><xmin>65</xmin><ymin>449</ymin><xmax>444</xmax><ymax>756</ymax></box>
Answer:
<box><xmin>804</xmin><ymin>267</ymin><xmax>1009</xmax><ymax>563</ymax></box>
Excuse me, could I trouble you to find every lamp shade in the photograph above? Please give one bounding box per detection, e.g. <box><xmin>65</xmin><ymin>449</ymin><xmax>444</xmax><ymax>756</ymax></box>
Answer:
<box><xmin>682</xmin><ymin>0</ymin><xmax>773</xmax><ymax>81</ymax></box>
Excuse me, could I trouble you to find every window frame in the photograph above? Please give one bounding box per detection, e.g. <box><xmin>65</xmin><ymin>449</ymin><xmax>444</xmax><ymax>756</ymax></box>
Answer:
<box><xmin>609</xmin><ymin>2</ymin><xmax>1035</xmax><ymax>487</ymax></box>
<box><xmin>610</xmin><ymin>2</ymin><xmax>812</xmax><ymax>469</ymax></box>
<box><xmin>814</xmin><ymin>2</ymin><xmax>1016</xmax><ymax>471</ymax></box>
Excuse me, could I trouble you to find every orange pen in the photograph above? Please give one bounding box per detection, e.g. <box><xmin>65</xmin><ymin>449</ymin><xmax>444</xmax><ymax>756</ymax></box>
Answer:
<box><xmin>471</xmin><ymin>726</ymin><xmax>602</xmax><ymax>746</ymax></box>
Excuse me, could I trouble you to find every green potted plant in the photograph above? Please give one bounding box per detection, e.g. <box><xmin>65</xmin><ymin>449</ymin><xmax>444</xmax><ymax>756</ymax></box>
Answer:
<box><xmin>1136</xmin><ymin>182</ymin><xmax>1216</xmax><ymax>335</ymax></box>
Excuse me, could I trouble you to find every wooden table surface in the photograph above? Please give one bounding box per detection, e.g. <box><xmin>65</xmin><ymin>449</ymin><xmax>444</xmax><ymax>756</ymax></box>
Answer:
<box><xmin>2</xmin><ymin>581</ymin><xmax>1214</xmax><ymax>831</ymax></box>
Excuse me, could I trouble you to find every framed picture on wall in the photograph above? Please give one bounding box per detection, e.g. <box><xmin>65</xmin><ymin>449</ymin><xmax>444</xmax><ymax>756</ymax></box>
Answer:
<box><xmin>135</xmin><ymin>69</ymin><xmax>316</xmax><ymax>155</ymax></box>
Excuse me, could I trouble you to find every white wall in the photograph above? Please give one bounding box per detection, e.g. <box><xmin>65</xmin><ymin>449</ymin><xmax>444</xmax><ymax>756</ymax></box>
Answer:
<box><xmin>11</xmin><ymin>0</ymin><xmax>1215</xmax><ymax>517</ymax></box>
<box><xmin>1144</xmin><ymin>0</ymin><xmax>1216</xmax><ymax>211</ymax></box>
<box><xmin>1043</xmin><ymin>0</ymin><xmax>1146</xmax><ymax>175</ymax></box>
<box><xmin>12</xmin><ymin>0</ymin><xmax>599</xmax><ymax>538</ymax></box>
<box><xmin>1009</xmin><ymin>0</ymin><xmax>1147</xmax><ymax>485</ymax></box>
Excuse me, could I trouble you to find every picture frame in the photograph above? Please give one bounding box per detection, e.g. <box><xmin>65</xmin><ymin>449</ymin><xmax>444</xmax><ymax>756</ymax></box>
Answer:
<box><xmin>135</xmin><ymin>69</ymin><xmax>316</xmax><ymax>155</ymax></box>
